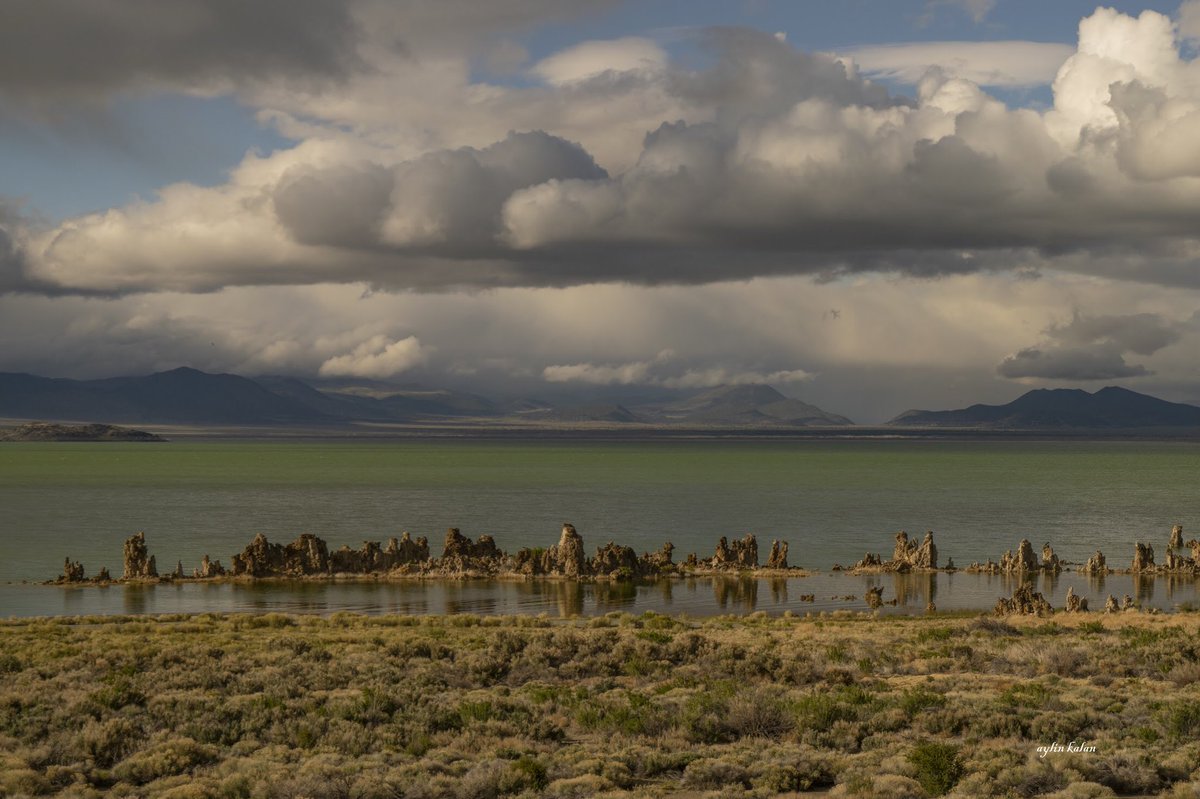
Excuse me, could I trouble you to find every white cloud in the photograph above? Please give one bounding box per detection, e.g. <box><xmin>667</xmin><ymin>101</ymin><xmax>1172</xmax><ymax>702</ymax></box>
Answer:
<box><xmin>844</xmin><ymin>41</ymin><xmax>1074</xmax><ymax>87</ymax></box>
<box><xmin>318</xmin><ymin>334</ymin><xmax>425</xmax><ymax>378</ymax></box>
<box><xmin>531</xmin><ymin>37</ymin><xmax>667</xmax><ymax>85</ymax></box>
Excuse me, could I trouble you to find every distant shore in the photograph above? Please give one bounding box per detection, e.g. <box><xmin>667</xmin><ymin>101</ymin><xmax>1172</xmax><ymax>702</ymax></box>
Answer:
<box><xmin>9</xmin><ymin>415</ymin><xmax>1200</xmax><ymax>441</ymax></box>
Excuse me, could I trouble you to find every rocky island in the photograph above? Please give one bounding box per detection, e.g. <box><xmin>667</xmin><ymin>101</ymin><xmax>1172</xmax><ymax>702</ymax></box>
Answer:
<box><xmin>0</xmin><ymin>422</ymin><xmax>165</xmax><ymax>442</ymax></box>
<box><xmin>53</xmin><ymin>524</ymin><xmax>804</xmax><ymax>585</ymax></box>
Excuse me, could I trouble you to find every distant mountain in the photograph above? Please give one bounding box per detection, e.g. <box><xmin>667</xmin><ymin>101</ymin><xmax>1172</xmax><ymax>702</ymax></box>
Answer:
<box><xmin>0</xmin><ymin>368</ymin><xmax>327</xmax><ymax>425</ymax></box>
<box><xmin>890</xmin><ymin>386</ymin><xmax>1200</xmax><ymax>428</ymax></box>
<box><xmin>0</xmin><ymin>369</ymin><xmax>855</xmax><ymax>429</ymax></box>
<box><xmin>532</xmin><ymin>403</ymin><xmax>641</xmax><ymax>424</ymax></box>
<box><xmin>655</xmin><ymin>384</ymin><xmax>853</xmax><ymax>426</ymax></box>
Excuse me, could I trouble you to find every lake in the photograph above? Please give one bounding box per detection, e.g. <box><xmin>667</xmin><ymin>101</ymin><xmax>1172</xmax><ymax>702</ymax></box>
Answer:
<box><xmin>2</xmin><ymin>438</ymin><xmax>1199</xmax><ymax>617</ymax></box>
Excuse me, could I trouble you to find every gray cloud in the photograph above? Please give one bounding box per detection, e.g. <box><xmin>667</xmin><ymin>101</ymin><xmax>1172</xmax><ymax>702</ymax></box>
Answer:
<box><xmin>997</xmin><ymin>312</ymin><xmax>1185</xmax><ymax>381</ymax></box>
<box><xmin>1045</xmin><ymin>312</ymin><xmax>1183</xmax><ymax>356</ymax></box>
<box><xmin>273</xmin><ymin>131</ymin><xmax>607</xmax><ymax>255</ymax></box>
<box><xmin>0</xmin><ymin>0</ymin><xmax>362</xmax><ymax>104</ymax></box>
<box><xmin>998</xmin><ymin>345</ymin><xmax>1151</xmax><ymax>380</ymax></box>
<box><xmin>10</xmin><ymin>7</ymin><xmax>1200</xmax><ymax>299</ymax></box>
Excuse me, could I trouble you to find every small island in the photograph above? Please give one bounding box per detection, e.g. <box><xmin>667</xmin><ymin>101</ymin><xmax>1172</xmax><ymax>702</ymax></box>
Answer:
<box><xmin>0</xmin><ymin>422</ymin><xmax>165</xmax><ymax>442</ymax></box>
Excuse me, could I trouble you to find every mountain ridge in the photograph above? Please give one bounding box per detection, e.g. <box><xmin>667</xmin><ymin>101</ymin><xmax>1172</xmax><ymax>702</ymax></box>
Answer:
<box><xmin>0</xmin><ymin>368</ymin><xmax>852</xmax><ymax>428</ymax></box>
<box><xmin>890</xmin><ymin>386</ymin><xmax>1200</xmax><ymax>428</ymax></box>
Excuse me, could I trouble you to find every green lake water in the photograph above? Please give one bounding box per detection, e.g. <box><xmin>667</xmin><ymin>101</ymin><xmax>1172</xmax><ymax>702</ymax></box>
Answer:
<box><xmin>2</xmin><ymin>439</ymin><xmax>1199</xmax><ymax>616</ymax></box>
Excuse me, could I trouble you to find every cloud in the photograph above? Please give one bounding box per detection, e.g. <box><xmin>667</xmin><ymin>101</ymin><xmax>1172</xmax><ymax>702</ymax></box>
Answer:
<box><xmin>997</xmin><ymin>311</ymin><xmax>1185</xmax><ymax>380</ymax></box>
<box><xmin>844</xmin><ymin>42</ymin><xmax>1074</xmax><ymax>87</ymax></box>
<box><xmin>543</xmin><ymin>351</ymin><xmax>811</xmax><ymax>388</ymax></box>
<box><xmin>531</xmin><ymin>37</ymin><xmax>667</xmax><ymax>85</ymax></box>
<box><xmin>0</xmin><ymin>0</ymin><xmax>361</xmax><ymax>105</ymax></box>
<box><xmin>921</xmin><ymin>0</ymin><xmax>997</xmax><ymax>26</ymax></box>
<box><xmin>1045</xmin><ymin>312</ymin><xmax>1183</xmax><ymax>355</ymax></box>
<box><xmin>543</xmin><ymin>360</ymin><xmax>654</xmax><ymax>385</ymax></box>
<box><xmin>997</xmin><ymin>345</ymin><xmax>1151</xmax><ymax>380</ymax></box>
<box><xmin>317</xmin><ymin>334</ymin><xmax>425</xmax><ymax>378</ymax></box>
<box><xmin>10</xmin><ymin>6</ymin><xmax>1200</xmax><ymax>299</ymax></box>
<box><xmin>1181</xmin><ymin>0</ymin><xmax>1200</xmax><ymax>42</ymax></box>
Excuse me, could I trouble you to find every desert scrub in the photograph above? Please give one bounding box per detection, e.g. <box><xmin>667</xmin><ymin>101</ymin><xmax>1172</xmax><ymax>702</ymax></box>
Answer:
<box><xmin>2</xmin><ymin>611</ymin><xmax>1200</xmax><ymax>797</ymax></box>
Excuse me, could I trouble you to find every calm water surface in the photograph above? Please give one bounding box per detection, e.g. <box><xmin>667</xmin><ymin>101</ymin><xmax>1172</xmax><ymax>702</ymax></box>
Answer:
<box><xmin>2</xmin><ymin>439</ymin><xmax>1199</xmax><ymax>616</ymax></box>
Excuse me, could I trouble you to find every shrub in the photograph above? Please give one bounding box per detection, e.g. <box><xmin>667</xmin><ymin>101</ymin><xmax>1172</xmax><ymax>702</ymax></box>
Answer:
<box><xmin>113</xmin><ymin>736</ymin><xmax>218</xmax><ymax>784</ymax></box>
<box><xmin>1164</xmin><ymin>700</ymin><xmax>1200</xmax><ymax>739</ymax></box>
<box><xmin>899</xmin><ymin>686</ymin><xmax>946</xmax><ymax>716</ymax></box>
<box><xmin>725</xmin><ymin>686</ymin><xmax>794</xmax><ymax>738</ymax></box>
<box><xmin>752</xmin><ymin>749</ymin><xmax>836</xmax><ymax>792</ymax></box>
<box><xmin>907</xmin><ymin>741</ymin><xmax>963</xmax><ymax>797</ymax></box>
<box><xmin>680</xmin><ymin>758</ymin><xmax>751</xmax><ymax>790</ymax></box>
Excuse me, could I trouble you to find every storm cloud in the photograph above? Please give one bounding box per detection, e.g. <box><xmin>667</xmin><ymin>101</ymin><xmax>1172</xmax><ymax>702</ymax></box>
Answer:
<box><xmin>5</xmin><ymin>3</ymin><xmax>1200</xmax><ymax>419</ymax></box>
<box><xmin>0</xmin><ymin>0</ymin><xmax>361</xmax><ymax>104</ymax></box>
<box><xmin>8</xmin><ymin>7</ymin><xmax>1200</xmax><ymax>296</ymax></box>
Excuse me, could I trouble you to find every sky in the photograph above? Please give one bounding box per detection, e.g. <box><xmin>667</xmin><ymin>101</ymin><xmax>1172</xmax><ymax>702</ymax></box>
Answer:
<box><xmin>3</xmin><ymin>0</ymin><xmax>1200</xmax><ymax>423</ymax></box>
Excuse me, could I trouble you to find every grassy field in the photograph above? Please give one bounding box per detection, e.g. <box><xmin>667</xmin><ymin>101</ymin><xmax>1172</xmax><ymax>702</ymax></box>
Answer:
<box><xmin>2</xmin><ymin>611</ymin><xmax>1200</xmax><ymax>798</ymax></box>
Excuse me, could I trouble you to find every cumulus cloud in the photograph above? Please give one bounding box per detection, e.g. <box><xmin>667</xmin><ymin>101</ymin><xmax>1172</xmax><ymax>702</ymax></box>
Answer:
<box><xmin>997</xmin><ymin>312</ymin><xmax>1185</xmax><ymax>380</ymax></box>
<box><xmin>6</xmin><ymin>4</ymin><xmax>1200</xmax><ymax>312</ymax></box>
<box><xmin>318</xmin><ymin>334</ymin><xmax>425</xmax><ymax>378</ymax></box>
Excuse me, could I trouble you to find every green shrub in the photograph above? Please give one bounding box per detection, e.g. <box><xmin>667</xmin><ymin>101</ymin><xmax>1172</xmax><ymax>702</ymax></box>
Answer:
<box><xmin>1164</xmin><ymin>701</ymin><xmax>1200</xmax><ymax>739</ymax></box>
<box><xmin>113</xmin><ymin>736</ymin><xmax>217</xmax><ymax>785</ymax></box>
<box><xmin>900</xmin><ymin>686</ymin><xmax>946</xmax><ymax>716</ymax></box>
<box><xmin>908</xmin><ymin>740</ymin><xmax>963</xmax><ymax>796</ymax></box>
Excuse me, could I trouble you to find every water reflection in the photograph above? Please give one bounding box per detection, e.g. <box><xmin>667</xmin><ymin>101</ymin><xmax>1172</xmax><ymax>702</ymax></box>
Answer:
<box><xmin>890</xmin><ymin>572</ymin><xmax>937</xmax><ymax>607</ymax></box>
<box><xmin>713</xmin><ymin>576</ymin><xmax>759</xmax><ymax>610</ymax></box>
<box><xmin>8</xmin><ymin>569</ymin><xmax>1200</xmax><ymax>619</ymax></box>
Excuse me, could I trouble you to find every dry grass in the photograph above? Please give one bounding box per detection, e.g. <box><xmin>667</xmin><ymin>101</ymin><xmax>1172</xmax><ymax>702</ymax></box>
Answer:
<box><xmin>1</xmin><ymin>611</ymin><xmax>1199</xmax><ymax>797</ymax></box>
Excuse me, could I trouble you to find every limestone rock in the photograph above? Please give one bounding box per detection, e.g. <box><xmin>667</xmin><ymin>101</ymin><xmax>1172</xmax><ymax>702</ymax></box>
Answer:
<box><xmin>195</xmin><ymin>555</ymin><xmax>226</xmax><ymax>578</ymax></box>
<box><xmin>994</xmin><ymin>583</ymin><xmax>1052</xmax><ymax>616</ymax></box>
<box><xmin>61</xmin><ymin>558</ymin><xmax>85</xmax><ymax>583</ymax></box>
<box><xmin>1121</xmin><ymin>594</ymin><xmax>1134</xmax><ymax>611</ymax></box>
<box><xmin>1132</xmin><ymin>542</ymin><xmax>1155</xmax><ymax>573</ymax></box>
<box><xmin>865</xmin><ymin>585</ymin><xmax>884</xmax><ymax>609</ymax></box>
<box><xmin>1064</xmin><ymin>585</ymin><xmax>1087</xmax><ymax>613</ymax></box>
<box><xmin>766</xmin><ymin>540</ymin><xmax>789</xmax><ymax>569</ymax></box>
<box><xmin>852</xmin><ymin>553</ymin><xmax>883</xmax><ymax>570</ymax></box>
<box><xmin>541</xmin><ymin>523</ymin><xmax>587</xmax><ymax>577</ymax></box>
<box><xmin>1012</xmin><ymin>539</ymin><xmax>1038</xmax><ymax>573</ymax></box>
<box><xmin>1104</xmin><ymin>595</ymin><xmax>1119</xmax><ymax>613</ymax></box>
<box><xmin>1041</xmin><ymin>543</ymin><xmax>1062</xmax><ymax>573</ymax></box>
<box><xmin>389</xmin><ymin>532</ymin><xmax>430</xmax><ymax>564</ymax></box>
<box><xmin>642</xmin><ymin>542</ymin><xmax>674</xmax><ymax>573</ymax></box>
<box><xmin>1081</xmin><ymin>550</ymin><xmax>1107</xmax><ymax>575</ymax></box>
<box><xmin>591</xmin><ymin>541</ymin><xmax>640</xmax><ymax>578</ymax></box>
<box><xmin>96</xmin><ymin>566</ymin><xmax>111</xmax><ymax>581</ymax></box>
<box><xmin>1170</xmin><ymin>524</ymin><xmax>1184</xmax><ymax>551</ymax></box>
<box><xmin>172</xmin><ymin>560</ymin><xmax>185</xmax><ymax>579</ymax></box>
<box><xmin>232</xmin><ymin>533</ymin><xmax>331</xmax><ymax>577</ymax></box>
<box><xmin>712</xmin><ymin>534</ymin><xmax>758</xmax><ymax>569</ymax></box>
<box><xmin>122</xmin><ymin>532</ymin><xmax>157</xmax><ymax>579</ymax></box>
<box><xmin>892</xmin><ymin>530</ymin><xmax>938</xmax><ymax>569</ymax></box>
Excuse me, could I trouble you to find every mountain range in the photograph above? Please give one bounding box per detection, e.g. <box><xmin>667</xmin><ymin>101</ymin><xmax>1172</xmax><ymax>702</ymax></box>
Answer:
<box><xmin>2</xmin><ymin>368</ymin><xmax>1200</xmax><ymax>430</ymax></box>
<box><xmin>0</xmin><ymin>368</ymin><xmax>851</xmax><ymax>428</ymax></box>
